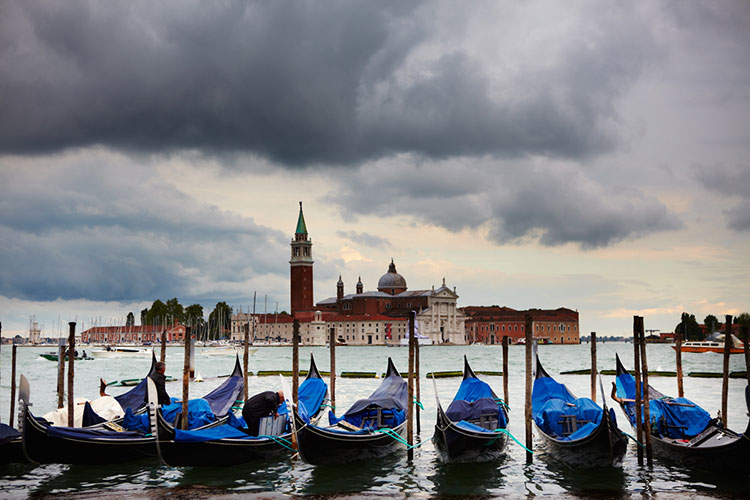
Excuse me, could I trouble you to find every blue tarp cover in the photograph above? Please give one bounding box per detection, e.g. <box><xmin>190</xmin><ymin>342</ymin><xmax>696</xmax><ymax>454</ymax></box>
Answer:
<box><xmin>114</xmin><ymin>377</ymin><xmax>150</xmax><ymax>413</ymax></box>
<box><xmin>327</xmin><ymin>367</ymin><xmax>407</xmax><ymax>430</ymax></box>
<box><xmin>533</xmin><ymin>376</ymin><xmax>603</xmax><ymax>441</ymax></box>
<box><xmin>82</xmin><ymin>401</ymin><xmax>108</xmax><ymax>427</ymax></box>
<box><xmin>297</xmin><ymin>377</ymin><xmax>327</xmax><ymax>423</ymax></box>
<box><xmin>453</xmin><ymin>377</ymin><xmax>496</xmax><ymax>402</ymax></box>
<box><xmin>0</xmin><ymin>422</ymin><xmax>21</xmax><ymax>444</ymax></box>
<box><xmin>446</xmin><ymin>398</ymin><xmax>507</xmax><ymax>429</ymax></box>
<box><xmin>47</xmin><ymin>424</ymin><xmax>144</xmax><ymax>440</ymax></box>
<box><xmin>123</xmin><ymin>398</ymin><xmax>216</xmax><ymax>433</ymax></box>
<box><xmin>616</xmin><ymin>371</ymin><xmax>711</xmax><ymax>439</ymax></box>
<box><xmin>202</xmin><ymin>373</ymin><xmax>244</xmax><ymax>417</ymax></box>
<box><xmin>456</xmin><ymin>420</ymin><xmax>498</xmax><ymax>434</ymax></box>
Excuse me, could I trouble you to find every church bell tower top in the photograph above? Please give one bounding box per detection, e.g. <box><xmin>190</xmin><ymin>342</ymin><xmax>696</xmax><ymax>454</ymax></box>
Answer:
<box><xmin>295</xmin><ymin>201</ymin><xmax>308</xmax><ymax>236</ymax></box>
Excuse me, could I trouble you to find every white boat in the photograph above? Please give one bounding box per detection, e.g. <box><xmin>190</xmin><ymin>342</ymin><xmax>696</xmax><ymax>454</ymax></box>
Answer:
<box><xmin>198</xmin><ymin>346</ymin><xmax>258</xmax><ymax>356</ymax></box>
<box><xmin>90</xmin><ymin>346</ymin><xmax>152</xmax><ymax>358</ymax></box>
<box><xmin>400</xmin><ymin>334</ymin><xmax>434</xmax><ymax>346</ymax></box>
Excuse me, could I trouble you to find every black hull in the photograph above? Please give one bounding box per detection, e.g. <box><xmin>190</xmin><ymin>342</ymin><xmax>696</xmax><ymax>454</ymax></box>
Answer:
<box><xmin>614</xmin><ymin>354</ymin><xmax>750</xmax><ymax>472</ymax></box>
<box><xmin>296</xmin><ymin>418</ymin><xmax>407</xmax><ymax>465</ymax></box>
<box><xmin>155</xmin><ymin>410</ymin><xmax>288</xmax><ymax>466</ymax></box>
<box><xmin>535</xmin><ymin>408</ymin><xmax>627</xmax><ymax>467</ymax></box>
<box><xmin>22</xmin><ymin>407</ymin><xmax>155</xmax><ymax>465</ymax></box>
<box><xmin>432</xmin><ymin>406</ymin><xmax>508</xmax><ymax>463</ymax></box>
<box><xmin>0</xmin><ymin>437</ymin><xmax>27</xmax><ymax>465</ymax></box>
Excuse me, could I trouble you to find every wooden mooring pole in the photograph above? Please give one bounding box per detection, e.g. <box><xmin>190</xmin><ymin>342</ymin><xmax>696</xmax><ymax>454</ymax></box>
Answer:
<box><xmin>502</xmin><ymin>336</ymin><xmax>509</xmax><ymax>407</ymax></box>
<box><xmin>415</xmin><ymin>321</ymin><xmax>421</xmax><ymax>435</ymax></box>
<box><xmin>524</xmin><ymin>314</ymin><xmax>533</xmax><ymax>463</ymax></box>
<box><xmin>742</xmin><ymin>325</ymin><xmax>750</xmax><ymax>386</ymax></box>
<box><xmin>292</xmin><ymin>319</ymin><xmax>300</xmax><ymax>405</ymax></box>
<box><xmin>407</xmin><ymin>312</ymin><xmax>415</xmax><ymax>460</ymax></box>
<box><xmin>329</xmin><ymin>326</ymin><xmax>336</xmax><ymax>411</ymax></box>
<box><xmin>9</xmin><ymin>342</ymin><xmax>17</xmax><ymax>426</ymax></box>
<box><xmin>590</xmin><ymin>332</ymin><xmax>597</xmax><ymax>401</ymax></box>
<box><xmin>676</xmin><ymin>314</ymin><xmax>685</xmax><ymax>398</ymax></box>
<box><xmin>637</xmin><ymin>316</ymin><xmax>653</xmax><ymax>466</ymax></box>
<box><xmin>67</xmin><ymin>322</ymin><xmax>76</xmax><ymax>427</ymax></box>
<box><xmin>721</xmin><ymin>315</ymin><xmax>733</xmax><ymax>428</ymax></box>
<box><xmin>633</xmin><ymin>316</ymin><xmax>643</xmax><ymax>466</ymax></box>
<box><xmin>57</xmin><ymin>338</ymin><xmax>66</xmax><ymax>409</ymax></box>
<box><xmin>160</xmin><ymin>329</ymin><xmax>167</xmax><ymax>364</ymax></box>
<box><xmin>243</xmin><ymin>322</ymin><xmax>250</xmax><ymax>402</ymax></box>
<box><xmin>181</xmin><ymin>329</ymin><xmax>191</xmax><ymax>430</ymax></box>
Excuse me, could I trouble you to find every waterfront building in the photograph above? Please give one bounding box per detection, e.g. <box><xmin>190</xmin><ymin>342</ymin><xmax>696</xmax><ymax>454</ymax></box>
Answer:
<box><xmin>80</xmin><ymin>324</ymin><xmax>187</xmax><ymax>344</ymax></box>
<box><xmin>462</xmin><ymin>306</ymin><xmax>579</xmax><ymax>344</ymax></box>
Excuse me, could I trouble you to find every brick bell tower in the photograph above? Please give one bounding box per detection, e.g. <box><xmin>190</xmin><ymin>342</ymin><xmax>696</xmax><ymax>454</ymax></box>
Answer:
<box><xmin>290</xmin><ymin>202</ymin><xmax>314</xmax><ymax>316</ymax></box>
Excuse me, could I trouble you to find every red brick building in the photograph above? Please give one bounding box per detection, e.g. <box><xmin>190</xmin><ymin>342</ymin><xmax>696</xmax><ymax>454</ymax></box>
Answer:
<box><xmin>80</xmin><ymin>324</ymin><xmax>186</xmax><ymax>344</ymax></box>
<box><xmin>462</xmin><ymin>306</ymin><xmax>580</xmax><ymax>344</ymax></box>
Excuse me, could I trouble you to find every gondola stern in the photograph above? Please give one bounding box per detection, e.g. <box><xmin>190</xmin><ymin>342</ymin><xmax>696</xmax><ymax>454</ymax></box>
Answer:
<box><xmin>462</xmin><ymin>356</ymin><xmax>478</xmax><ymax>380</ymax></box>
<box><xmin>535</xmin><ymin>354</ymin><xmax>550</xmax><ymax>380</ymax></box>
<box><xmin>615</xmin><ymin>353</ymin><xmax>629</xmax><ymax>377</ymax></box>
<box><xmin>231</xmin><ymin>354</ymin><xmax>243</xmax><ymax>377</ymax></box>
<box><xmin>306</xmin><ymin>353</ymin><xmax>322</xmax><ymax>380</ymax></box>
<box><xmin>385</xmin><ymin>357</ymin><xmax>400</xmax><ymax>378</ymax></box>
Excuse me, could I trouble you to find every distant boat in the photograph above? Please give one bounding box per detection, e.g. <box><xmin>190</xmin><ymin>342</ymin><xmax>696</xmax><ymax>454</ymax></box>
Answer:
<box><xmin>399</xmin><ymin>334</ymin><xmax>434</xmax><ymax>346</ymax></box>
<box><xmin>673</xmin><ymin>334</ymin><xmax>745</xmax><ymax>354</ymax></box>
<box><xmin>39</xmin><ymin>351</ymin><xmax>94</xmax><ymax>361</ymax></box>
<box><xmin>91</xmin><ymin>347</ymin><xmax>152</xmax><ymax>358</ymax></box>
<box><xmin>199</xmin><ymin>346</ymin><xmax>257</xmax><ymax>356</ymax></box>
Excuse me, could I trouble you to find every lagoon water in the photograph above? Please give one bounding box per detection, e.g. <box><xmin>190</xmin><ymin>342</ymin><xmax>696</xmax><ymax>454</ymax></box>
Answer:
<box><xmin>0</xmin><ymin>343</ymin><xmax>748</xmax><ymax>498</ymax></box>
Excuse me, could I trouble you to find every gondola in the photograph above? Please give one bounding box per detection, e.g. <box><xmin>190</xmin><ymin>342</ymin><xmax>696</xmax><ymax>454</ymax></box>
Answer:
<box><xmin>20</xmin><ymin>356</ymin><xmax>245</xmax><ymax>465</ymax></box>
<box><xmin>432</xmin><ymin>355</ymin><xmax>510</xmax><ymax>463</ymax></box>
<box><xmin>0</xmin><ymin>423</ymin><xmax>24</xmax><ymax>465</ymax></box>
<box><xmin>533</xmin><ymin>355</ymin><xmax>627</xmax><ymax>467</ymax></box>
<box><xmin>294</xmin><ymin>357</ymin><xmax>407</xmax><ymax>465</ymax></box>
<box><xmin>614</xmin><ymin>354</ymin><xmax>750</xmax><ymax>471</ymax></box>
<box><xmin>155</xmin><ymin>354</ymin><xmax>329</xmax><ymax>466</ymax></box>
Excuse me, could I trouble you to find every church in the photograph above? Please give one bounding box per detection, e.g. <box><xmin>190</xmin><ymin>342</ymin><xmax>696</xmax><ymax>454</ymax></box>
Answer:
<box><xmin>231</xmin><ymin>203</ymin><xmax>467</xmax><ymax>345</ymax></box>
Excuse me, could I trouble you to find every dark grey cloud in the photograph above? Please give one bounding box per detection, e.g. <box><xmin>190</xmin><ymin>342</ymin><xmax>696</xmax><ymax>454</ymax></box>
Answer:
<box><xmin>0</xmin><ymin>1</ymin><xmax>659</xmax><ymax>164</ymax></box>
<box><xmin>0</xmin><ymin>154</ymin><xmax>290</xmax><ymax>302</ymax></box>
<box><xmin>695</xmin><ymin>164</ymin><xmax>750</xmax><ymax>231</ymax></box>
<box><xmin>336</xmin><ymin>230</ymin><xmax>390</xmax><ymax>249</ymax></box>
<box><xmin>329</xmin><ymin>158</ymin><xmax>681</xmax><ymax>248</ymax></box>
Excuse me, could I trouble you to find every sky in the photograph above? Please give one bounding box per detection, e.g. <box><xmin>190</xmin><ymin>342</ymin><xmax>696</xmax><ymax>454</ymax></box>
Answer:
<box><xmin>1</xmin><ymin>1</ymin><xmax>748</xmax><ymax>338</ymax></box>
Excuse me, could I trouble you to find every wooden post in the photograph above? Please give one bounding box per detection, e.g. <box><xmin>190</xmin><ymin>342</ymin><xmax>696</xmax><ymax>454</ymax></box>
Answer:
<box><xmin>590</xmin><ymin>332</ymin><xmax>597</xmax><ymax>401</ymax></box>
<box><xmin>9</xmin><ymin>342</ymin><xmax>17</xmax><ymax>426</ymax></box>
<box><xmin>292</xmin><ymin>319</ymin><xmax>299</xmax><ymax>405</ymax></box>
<box><xmin>675</xmin><ymin>315</ymin><xmax>684</xmax><ymax>398</ymax></box>
<box><xmin>181</xmin><ymin>328</ymin><xmax>191</xmax><ymax>430</ymax></box>
<box><xmin>160</xmin><ymin>329</ymin><xmax>167</xmax><ymax>364</ymax></box>
<box><xmin>633</xmin><ymin>316</ymin><xmax>643</xmax><ymax>466</ymax></box>
<box><xmin>524</xmin><ymin>314</ymin><xmax>533</xmax><ymax>463</ymax></box>
<box><xmin>189</xmin><ymin>333</ymin><xmax>195</xmax><ymax>379</ymax></box>
<box><xmin>502</xmin><ymin>336</ymin><xmax>509</xmax><ymax>406</ymax></box>
<box><xmin>721</xmin><ymin>315</ymin><xmax>733</xmax><ymax>428</ymax></box>
<box><xmin>57</xmin><ymin>338</ymin><xmax>66</xmax><ymax>408</ymax></box>
<box><xmin>243</xmin><ymin>322</ymin><xmax>250</xmax><ymax>402</ymax></box>
<box><xmin>742</xmin><ymin>325</ymin><xmax>750</xmax><ymax>386</ymax></box>
<box><xmin>407</xmin><ymin>312</ymin><xmax>415</xmax><ymax>460</ymax></box>
<box><xmin>637</xmin><ymin>316</ymin><xmax>653</xmax><ymax>466</ymax></box>
<box><xmin>415</xmin><ymin>320</ymin><xmax>421</xmax><ymax>435</ymax></box>
<box><xmin>67</xmin><ymin>322</ymin><xmax>76</xmax><ymax>427</ymax></box>
<box><xmin>329</xmin><ymin>326</ymin><xmax>336</xmax><ymax>412</ymax></box>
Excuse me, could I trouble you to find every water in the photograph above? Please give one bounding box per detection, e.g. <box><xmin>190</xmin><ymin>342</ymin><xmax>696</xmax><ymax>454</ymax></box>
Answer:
<box><xmin>1</xmin><ymin>343</ymin><xmax>748</xmax><ymax>498</ymax></box>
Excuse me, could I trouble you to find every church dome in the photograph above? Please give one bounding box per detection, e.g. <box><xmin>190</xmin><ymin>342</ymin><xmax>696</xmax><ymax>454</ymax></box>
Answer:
<box><xmin>377</xmin><ymin>259</ymin><xmax>407</xmax><ymax>293</ymax></box>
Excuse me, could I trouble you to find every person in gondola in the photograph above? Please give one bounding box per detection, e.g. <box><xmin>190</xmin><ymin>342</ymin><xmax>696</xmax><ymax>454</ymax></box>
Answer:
<box><xmin>242</xmin><ymin>390</ymin><xmax>284</xmax><ymax>436</ymax></box>
<box><xmin>149</xmin><ymin>361</ymin><xmax>172</xmax><ymax>406</ymax></box>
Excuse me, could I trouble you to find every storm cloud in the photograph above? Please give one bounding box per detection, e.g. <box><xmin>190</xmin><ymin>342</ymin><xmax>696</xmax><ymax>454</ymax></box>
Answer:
<box><xmin>0</xmin><ymin>152</ymin><xmax>289</xmax><ymax>302</ymax></box>
<box><xmin>329</xmin><ymin>157</ymin><xmax>681</xmax><ymax>248</ymax></box>
<box><xmin>0</xmin><ymin>0</ymin><xmax>658</xmax><ymax>164</ymax></box>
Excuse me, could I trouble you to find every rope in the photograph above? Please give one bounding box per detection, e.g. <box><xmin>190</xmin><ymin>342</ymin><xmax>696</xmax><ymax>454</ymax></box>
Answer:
<box><xmin>374</xmin><ymin>428</ymin><xmax>425</xmax><ymax>450</ymax></box>
<box><xmin>493</xmin><ymin>398</ymin><xmax>511</xmax><ymax>411</ymax></box>
<box><xmin>320</xmin><ymin>404</ymin><xmax>336</xmax><ymax>410</ymax></box>
<box><xmin>489</xmin><ymin>428</ymin><xmax>533</xmax><ymax>454</ymax></box>
<box><xmin>257</xmin><ymin>434</ymin><xmax>296</xmax><ymax>451</ymax></box>
<box><xmin>413</xmin><ymin>398</ymin><xmax>424</xmax><ymax>410</ymax></box>
<box><xmin>623</xmin><ymin>431</ymin><xmax>645</xmax><ymax>448</ymax></box>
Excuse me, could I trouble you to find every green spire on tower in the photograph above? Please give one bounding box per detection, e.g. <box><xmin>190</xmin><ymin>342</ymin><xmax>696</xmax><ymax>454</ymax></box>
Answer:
<box><xmin>295</xmin><ymin>201</ymin><xmax>308</xmax><ymax>235</ymax></box>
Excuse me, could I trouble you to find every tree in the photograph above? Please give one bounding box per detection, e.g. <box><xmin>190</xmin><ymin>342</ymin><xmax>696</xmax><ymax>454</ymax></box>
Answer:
<box><xmin>140</xmin><ymin>308</ymin><xmax>149</xmax><ymax>326</ymax></box>
<box><xmin>733</xmin><ymin>312</ymin><xmax>750</xmax><ymax>328</ymax></box>
<box><xmin>126</xmin><ymin>312</ymin><xmax>135</xmax><ymax>327</ymax></box>
<box><xmin>675</xmin><ymin>313</ymin><xmax>702</xmax><ymax>340</ymax></box>
<box><xmin>165</xmin><ymin>297</ymin><xmax>185</xmax><ymax>325</ymax></box>
<box><xmin>703</xmin><ymin>314</ymin><xmax>719</xmax><ymax>334</ymax></box>
<box><xmin>145</xmin><ymin>299</ymin><xmax>168</xmax><ymax>326</ymax></box>
<box><xmin>208</xmin><ymin>302</ymin><xmax>233</xmax><ymax>340</ymax></box>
